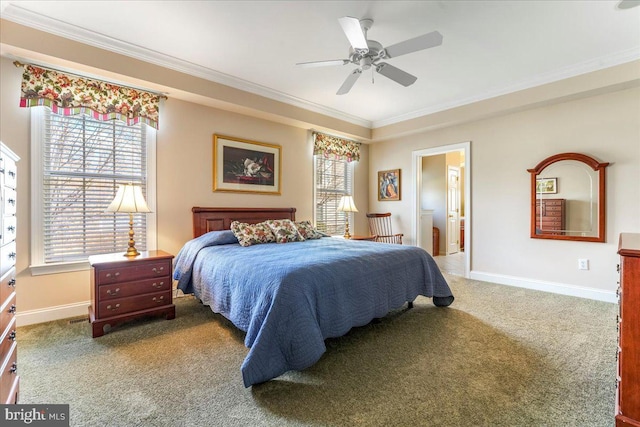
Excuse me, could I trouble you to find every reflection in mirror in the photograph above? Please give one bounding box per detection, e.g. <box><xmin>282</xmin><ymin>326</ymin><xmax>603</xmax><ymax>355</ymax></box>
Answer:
<box><xmin>528</xmin><ymin>153</ymin><xmax>609</xmax><ymax>243</ymax></box>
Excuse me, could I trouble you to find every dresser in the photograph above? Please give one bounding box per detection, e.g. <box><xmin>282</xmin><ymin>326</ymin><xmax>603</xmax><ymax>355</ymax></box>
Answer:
<box><xmin>0</xmin><ymin>142</ymin><xmax>19</xmax><ymax>404</ymax></box>
<box><xmin>535</xmin><ymin>198</ymin><xmax>565</xmax><ymax>234</ymax></box>
<box><xmin>616</xmin><ymin>233</ymin><xmax>640</xmax><ymax>427</ymax></box>
<box><xmin>88</xmin><ymin>250</ymin><xmax>175</xmax><ymax>338</ymax></box>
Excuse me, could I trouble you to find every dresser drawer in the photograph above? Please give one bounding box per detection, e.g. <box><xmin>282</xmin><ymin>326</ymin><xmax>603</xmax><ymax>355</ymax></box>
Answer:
<box><xmin>0</xmin><ymin>242</ymin><xmax>16</xmax><ymax>278</ymax></box>
<box><xmin>96</xmin><ymin>259</ymin><xmax>171</xmax><ymax>285</ymax></box>
<box><xmin>99</xmin><ymin>277</ymin><xmax>171</xmax><ymax>300</ymax></box>
<box><xmin>2</xmin><ymin>188</ymin><xmax>16</xmax><ymax>216</ymax></box>
<box><xmin>1</xmin><ymin>216</ymin><xmax>16</xmax><ymax>246</ymax></box>
<box><xmin>0</xmin><ymin>293</ymin><xmax>16</xmax><ymax>334</ymax></box>
<box><xmin>0</xmin><ymin>268</ymin><xmax>16</xmax><ymax>310</ymax></box>
<box><xmin>0</xmin><ymin>342</ymin><xmax>17</xmax><ymax>404</ymax></box>
<box><xmin>98</xmin><ymin>290</ymin><xmax>172</xmax><ymax>318</ymax></box>
<box><xmin>0</xmin><ymin>317</ymin><xmax>16</xmax><ymax>365</ymax></box>
<box><xmin>540</xmin><ymin>221</ymin><xmax>563</xmax><ymax>229</ymax></box>
<box><xmin>1</xmin><ymin>156</ymin><xmax>17</xmax><ymax>189</ymax></box>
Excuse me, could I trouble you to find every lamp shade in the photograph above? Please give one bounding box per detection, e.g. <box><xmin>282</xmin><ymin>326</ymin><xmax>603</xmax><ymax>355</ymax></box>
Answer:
<box><xmin>337</xmin><ymin>195</ymin><xmax>358</xmax><ymax>213</ymax></box>
<box><xmin>106</xmin><ymin>184</ymin><xmax>151</xmax><ymax>213</ymax></box>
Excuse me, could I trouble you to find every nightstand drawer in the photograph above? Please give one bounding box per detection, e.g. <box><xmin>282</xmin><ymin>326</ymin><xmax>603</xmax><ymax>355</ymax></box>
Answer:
<box><xmin>96</xmin><ymin>260</ymin><xmax>171</xmax><ymax>285</ymax></box>
<box><xmin>98</xmin><ymin>290</ymin><xmax>172</xmax><ymax>317</ymax></box>
<box><xmin>99</xmin><ymin>277</ymin><xmax>171</xmax><ymax>300</ymax></box>
<box><xmin>0</xmin><ymin>317</ymin><xmax>16</xmax><ymax>364</ymax></box>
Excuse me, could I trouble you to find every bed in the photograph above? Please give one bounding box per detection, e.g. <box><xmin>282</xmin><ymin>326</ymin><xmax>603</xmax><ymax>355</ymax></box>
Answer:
<box><xmin>174</xmin><ymin>207</ymin><xmax>454</xmax><ymax>387</ymax></box>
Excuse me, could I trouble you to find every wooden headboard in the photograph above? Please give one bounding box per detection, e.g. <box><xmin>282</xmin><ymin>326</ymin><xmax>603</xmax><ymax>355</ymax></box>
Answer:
<box><xmin>192</xmin><ymin>207</ymin><xmax>296</xmax><ymax>238</ymax></box>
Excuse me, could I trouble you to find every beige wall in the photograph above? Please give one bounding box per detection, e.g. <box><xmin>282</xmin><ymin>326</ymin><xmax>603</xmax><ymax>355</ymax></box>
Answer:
<box><xmin>369</xmin><ymin>86</ymin><xmax>640</xmax><ymax>295</ymax></box>
<box><xmin>0</xmin><ymin>56</ymin><xmax>369</xmax><ymax>321</ymax></box>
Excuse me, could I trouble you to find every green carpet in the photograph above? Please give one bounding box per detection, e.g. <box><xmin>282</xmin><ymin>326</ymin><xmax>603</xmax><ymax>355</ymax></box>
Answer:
<box><xmin>17</xmin><ymin>274</ymin><xmax>617</xmax><ymax>426</ymax></box>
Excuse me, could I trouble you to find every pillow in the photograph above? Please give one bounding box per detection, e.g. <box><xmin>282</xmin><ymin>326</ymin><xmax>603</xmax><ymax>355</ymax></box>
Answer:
<box><xmin>265</xmin><ymin>219</ymin><xmax>305</xmax><ymax>243</ymax></box>
<box><xmin>294</xmin><ymin>220</ymin><xmax>323</xmax><ymax>240</ymax></box>
<box><xmin>230</xmin><ymin>221</ymin><xmax>276</xmax><ymax>247</ymax></box>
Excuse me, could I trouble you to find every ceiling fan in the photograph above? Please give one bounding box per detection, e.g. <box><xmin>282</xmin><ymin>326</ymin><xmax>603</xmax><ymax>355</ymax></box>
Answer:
<box><xmin>296</xmin><ymin>16</ymin><xmax>443</xmax><ymax>95</ymax></box>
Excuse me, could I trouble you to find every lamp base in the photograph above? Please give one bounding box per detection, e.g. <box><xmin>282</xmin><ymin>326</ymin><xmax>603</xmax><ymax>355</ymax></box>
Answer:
<box><xmin>343</xmin><ymin>219</ymin><xmax>352</xmax><ymax>239</ymax></box>
<box><xmin>124</xmin><ymin>247</ymin><xmax>141</xmax><ymax>257</ymax></box>
<box><xmin>124</xmin><ymin>212</ymin><xmax>141</xmax><ymax>257</ymax></box>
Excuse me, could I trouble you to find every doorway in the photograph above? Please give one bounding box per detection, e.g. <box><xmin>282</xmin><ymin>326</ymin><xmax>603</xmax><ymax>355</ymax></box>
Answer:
<box><xmin>412</xmin><ymin>142</ymin><xmax>471</xmax><ymax>278</ymax></box>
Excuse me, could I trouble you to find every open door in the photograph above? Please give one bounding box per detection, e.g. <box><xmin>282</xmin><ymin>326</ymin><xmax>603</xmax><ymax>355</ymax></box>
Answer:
<box><xmin>447</xmin><ymin>166</ymin><xmax>460</xmax><ymax>255</ymax></box>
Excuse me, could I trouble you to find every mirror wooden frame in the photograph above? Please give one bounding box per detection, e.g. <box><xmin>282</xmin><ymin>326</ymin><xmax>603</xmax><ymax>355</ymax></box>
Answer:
<box><xmin>528</xmin><ymin>153</ymin><xmax>609</xmax><ymax>242</ymax></box>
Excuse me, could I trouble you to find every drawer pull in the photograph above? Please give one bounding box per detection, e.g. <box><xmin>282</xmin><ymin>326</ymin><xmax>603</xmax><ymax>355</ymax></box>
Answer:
<box><xmin>152</xmin><ymin>281</ymin><xmax>165</xmax><ymax>288</ymax></box>
<box><xmin>106</xmin><ymin>304</ymin><xmax>120</xmax><ymax>311</ymax></box>
<box><xmin>8</xmin><ymin>304</ymin><xmax>16</xmax><ymax>314</ymax></box>
<box><xmin>9</xmin><ymin>362</ymin><xmax>17</xmax><ymax>374</ymax></box>
<box><xmin>106</xmin><ymin>288</ymin><xmax>120</xmax><ymax>296</ymax></box>
<box><xmin>8</xmin><ymin>278</ymin><xmax>16</xmax><ymax>287</ymax></box>
<box><xmin>8</xmin><ymin>171</ymin><xmax>15</xmax><ymax>178</ymax></box>
<box><xmin>106</xmin><ymin>272</ymin><xmax>121</xmax><ymax>279</ymax></box>
<box><xmin>8</xmin><ymin>252</ymin><xmax>16</xmax><ymax>259</ymax></box>
<box><xmin>152</xmin><ymin>266</ymin><xmax>165</xmax><ymax>274</ymax></box>
<box><xmin>7</xmin><ymin>225</ymin><xmax>15</xmax><ymax>232</ymax></box>
<box><xmin>8</xmin><ymin>330</ymin><xmax>16</xmax><ymax>341</ymax></box>
<box><xmin>8</xmin><ymin>198</ymin><xmax>15</xmax><ymax>205</ymax></box>
<box><xmin>152</xmin><ymin>296</ymin><xmax>164</xmax><ymax>303</ymax></box>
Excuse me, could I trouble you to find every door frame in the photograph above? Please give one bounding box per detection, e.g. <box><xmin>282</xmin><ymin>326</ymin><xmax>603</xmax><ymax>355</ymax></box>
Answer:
<box><xmin>446</xmin><ymin>165</ymin><xmax>461</xmax><ymax>255</ymax></box>
<box><xmin>412</xmin><ymin>141</ymin><xmax>471</xmax><ymax>278</ymax></box>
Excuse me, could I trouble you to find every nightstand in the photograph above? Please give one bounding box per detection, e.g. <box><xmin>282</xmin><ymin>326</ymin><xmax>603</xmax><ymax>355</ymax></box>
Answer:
<box><xmin>349</xmin><ymin>235</ymin><xmax>377</xmax><ymax>241</ymax></box>
<box><xmin>88</xmin><ymin>250</ymin><xmax>175</xmax><ymax>338</ymax></box>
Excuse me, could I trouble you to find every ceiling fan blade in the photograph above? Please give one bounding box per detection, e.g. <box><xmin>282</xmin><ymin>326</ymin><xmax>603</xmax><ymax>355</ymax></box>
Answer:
<box><xmin>384</xmin><ymin>31</ymin><xmax>443</xmax><ymax>58</ymax></box>
<box><xmin>375</xmin><ymin>62</ymin><xmax>417</xmax><ymax>87</ymax></box>
<box><xmin>337</xmin><ymin>69</ymin><xmax>362</xmax><ymax>95</ymax></box>
<box><xmin>338</xmin><ymin>16</ymin><xmax>369</xmax><ymax>51</ymax></box>
<box><xmin>296</xmin><ymin>59</ymin><xmax>350</xmax><ymax>68</ymax></box>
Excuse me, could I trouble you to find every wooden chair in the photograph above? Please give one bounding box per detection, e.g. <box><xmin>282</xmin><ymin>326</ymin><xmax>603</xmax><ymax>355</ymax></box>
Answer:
<box><xmin>366</xmin><ymin>213</ymin><xmax>403</xmax><ymax>244</ymax></box>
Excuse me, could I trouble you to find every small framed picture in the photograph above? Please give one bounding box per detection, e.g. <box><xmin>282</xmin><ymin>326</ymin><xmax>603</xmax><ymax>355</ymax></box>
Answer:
<box><xmin>536</xmin><ymin>177</ymin><xmax>557</xmax><ymax>194</ymax></box>
<box><xmin>378</xmin><ymin>169</ymin><xmax>401</xmax><ymax>201</ymax></box>
<box><xmin>213</xmin><ymin>134</ymin><xmax>281</xmax><ymax>195</ymax></box>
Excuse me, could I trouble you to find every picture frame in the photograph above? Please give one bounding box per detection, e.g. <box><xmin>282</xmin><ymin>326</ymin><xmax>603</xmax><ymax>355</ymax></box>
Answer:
<box><xmin>378</xmin><ymin>169</ymin><xmax>401</xmax><ymax>201</ymax></box>
<box><xmin>213</xmin><ymin>134</ymin><xmax>281</xmax><ymax>195</ymax></box>
<box><xmin>536</xmin><ymin>177</ymin><xmax>557</xmax><ymax>194</ymax></box>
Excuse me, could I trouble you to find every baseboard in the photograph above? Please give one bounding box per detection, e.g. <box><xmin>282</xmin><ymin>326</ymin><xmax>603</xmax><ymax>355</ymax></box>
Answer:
<box><xmin>469</xmin><ymin>271</ymin><xmax>618</xmax><ymax>303</ymax></box>
<box><xmin>16</xmin><ymin>301</ymin><xmax>91</xmax><ymax>327</ymax></box>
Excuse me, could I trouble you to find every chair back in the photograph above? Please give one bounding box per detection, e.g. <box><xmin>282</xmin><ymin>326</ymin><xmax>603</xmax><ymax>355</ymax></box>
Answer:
<box><xmin>366</xmin><ymin>213</ymin><xmax>403</xmax><ymax>244</ymax></box>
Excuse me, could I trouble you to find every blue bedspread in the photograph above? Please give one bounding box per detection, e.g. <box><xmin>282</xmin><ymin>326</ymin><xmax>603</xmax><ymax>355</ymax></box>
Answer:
<box><xmin>174</xmin><ymin>230</ymin><xmax>454</xmax><ymax>387</ymax></box>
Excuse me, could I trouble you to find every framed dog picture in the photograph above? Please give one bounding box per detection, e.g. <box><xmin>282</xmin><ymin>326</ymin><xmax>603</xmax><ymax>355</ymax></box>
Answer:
<box><xmin>213</xmin><ymin>134</ymin><xmax>281</xmax><ymax>195</ymax></box>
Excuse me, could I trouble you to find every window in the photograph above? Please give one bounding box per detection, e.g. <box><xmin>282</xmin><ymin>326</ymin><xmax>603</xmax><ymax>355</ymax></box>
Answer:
<box><xmin>314</xmin><ymin>155</ymin><xmax>354</xmax><ymax>236</ymax></box>
<box><xmin>31</xmin><ymin>107</ymin><xmax>156</xmax><ymax>275</ymax></box>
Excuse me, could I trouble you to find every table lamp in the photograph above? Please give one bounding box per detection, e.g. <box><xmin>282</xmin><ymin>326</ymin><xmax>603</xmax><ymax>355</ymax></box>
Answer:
<box><xmin>337</xmin><ymin>195</ymin><xmax>358</xmax><ymax>239</ymax></box>
<box><xmin>106</xmin><ymin>183</ymin><xmax>151</xmax><ymax>257</ymax></box>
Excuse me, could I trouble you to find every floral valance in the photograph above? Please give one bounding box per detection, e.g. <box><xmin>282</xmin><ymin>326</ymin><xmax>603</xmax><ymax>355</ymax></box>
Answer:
<box><xmin>18</xmin><ymin>63</ymin><xmax>162</xmax><ymax>129</ymax></box>
<box><xmin>313</xmin><ymin>132</ymin><xmax>360</xmax><ymax>162</ymax></box>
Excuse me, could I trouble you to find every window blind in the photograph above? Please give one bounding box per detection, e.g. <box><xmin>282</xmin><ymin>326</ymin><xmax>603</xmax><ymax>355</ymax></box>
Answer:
<box><xmin>41</xmin><ymin>108</ymin><xmax>148</xmax><ymax>262</ymax></box>
<box><xmin>314</xmin><ymin>155</ymin><xmax>353</xmax><ymax>236</ymax></box>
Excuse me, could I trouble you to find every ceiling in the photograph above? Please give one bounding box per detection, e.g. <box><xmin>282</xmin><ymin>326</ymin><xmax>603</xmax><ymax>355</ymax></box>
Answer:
<box><xmin>1</xmin><ymin>1</ymin><xmax>639</xmax><ymax>129</ymax></box>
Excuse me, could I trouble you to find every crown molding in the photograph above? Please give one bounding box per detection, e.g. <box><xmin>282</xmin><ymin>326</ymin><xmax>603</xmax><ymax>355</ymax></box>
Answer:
<box><xmin>3</xmin><ymin>4</ymin><xmax>639</xmax><ymax>131</ymax></box>
<box><xmin>373</xmin><ymin>47</ymin><xmax>640</xmax><ymax>128</ymax></box>
<box><xmin>1</xmin><ymin>5</ymin><xmax>372</xmax><ymax>129</ymax></box>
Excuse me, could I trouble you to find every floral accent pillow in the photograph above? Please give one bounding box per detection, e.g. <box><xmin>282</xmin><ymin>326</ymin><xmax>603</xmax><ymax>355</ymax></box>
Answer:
<box><xmin>230</xmin><ymin>221</ymin><xmax>276</xmax><ymax>247</ymax></box>
<box><xmin>294</xmin><ymin>220</ymin><xmax>323</xmax><ymax>240</ymax></box>
<box><xmin>265</xmin><ymin>219</ymin><xmax>305</xmax><ymax>243</ymax></box>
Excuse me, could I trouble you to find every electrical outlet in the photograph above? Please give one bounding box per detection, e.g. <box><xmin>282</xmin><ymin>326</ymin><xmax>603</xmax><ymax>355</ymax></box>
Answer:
<box><xmin>578</xmin><ymin>259</ymin><xmax>589</xmax><ymax>270</ymax></box>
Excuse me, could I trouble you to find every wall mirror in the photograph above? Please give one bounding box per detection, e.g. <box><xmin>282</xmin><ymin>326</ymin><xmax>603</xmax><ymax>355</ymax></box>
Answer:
<box><xmin>528</xmin><ymin>153</ymin><xmax>609</xmax><ymax>242</ymax></box>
